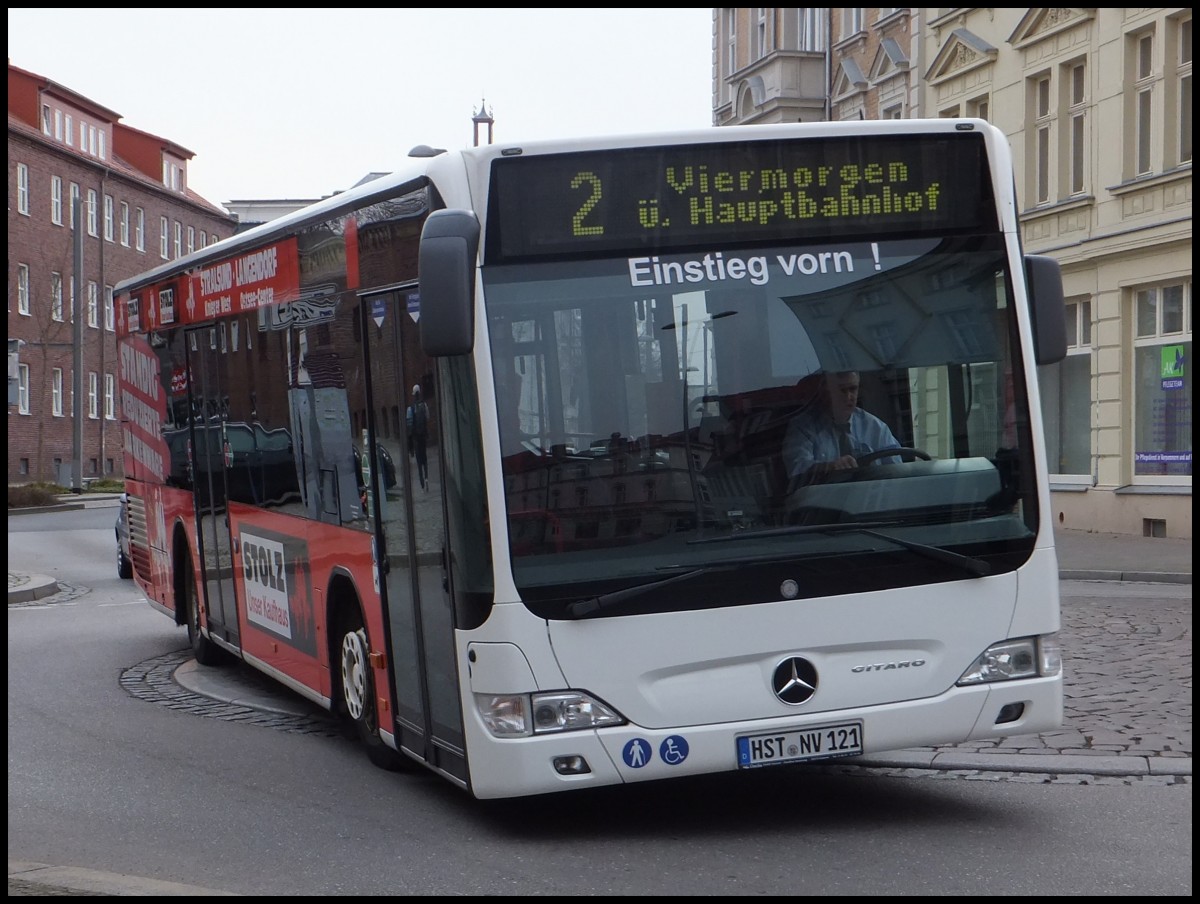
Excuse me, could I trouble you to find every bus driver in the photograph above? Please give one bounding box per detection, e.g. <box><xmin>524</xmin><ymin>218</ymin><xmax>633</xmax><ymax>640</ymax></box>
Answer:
<box><xmin>782</xmin><ymin>370</ymin><xmax>901</xmax><ymax>481</ymax></box>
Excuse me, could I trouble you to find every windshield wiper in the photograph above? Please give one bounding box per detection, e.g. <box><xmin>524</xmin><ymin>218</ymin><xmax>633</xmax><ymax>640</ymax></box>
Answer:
<box><xmin>691</xmin><ymin>520</ymin><xmax>991</xmax><ymax>577</ymax></box>
<box><xmin>565</xmin><ymin>562</ymin><xmax>742</xmax><ymax>619</ymax></box>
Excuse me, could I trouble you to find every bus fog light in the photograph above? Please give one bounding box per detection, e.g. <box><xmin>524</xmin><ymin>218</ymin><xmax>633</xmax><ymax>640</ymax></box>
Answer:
<box><xmin>957</xmin><ymin>637</ymin><xmax>1040</xmax><ymax>685</ymax></box>
<box><xmin>552</xmin><ymin>755</ymin><xmax>592</xmax><ymax>775</ymax></box>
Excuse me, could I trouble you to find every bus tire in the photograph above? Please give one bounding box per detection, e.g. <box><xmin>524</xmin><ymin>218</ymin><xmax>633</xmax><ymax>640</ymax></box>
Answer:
<box><xmin>183</xmin><ymin>553</ymin><xmax>222</xmax><ymax>666</ymax></box>
<box><xmin>337</xmin><ymin>611</ymin><xmax>408</xmax><ymax>772</ymax></box>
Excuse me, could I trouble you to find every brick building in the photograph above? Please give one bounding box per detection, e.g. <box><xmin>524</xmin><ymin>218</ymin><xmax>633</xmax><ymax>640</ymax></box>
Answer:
<box><xmin>712</xmin><ymin>8</ymin><xmax>1192</xmax><ymax>539</ymax></box>
<box><xmin>8</xmin><ymin>61</ymin><xmax>237</xmax><ymax>485</ymax></box>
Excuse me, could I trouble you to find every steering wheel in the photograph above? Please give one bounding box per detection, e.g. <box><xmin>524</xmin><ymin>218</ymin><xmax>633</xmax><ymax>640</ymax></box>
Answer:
<box><xmin>855</xmin><ymin>447</ymin><xmax>931</xmax><ymax>466</ymax></box>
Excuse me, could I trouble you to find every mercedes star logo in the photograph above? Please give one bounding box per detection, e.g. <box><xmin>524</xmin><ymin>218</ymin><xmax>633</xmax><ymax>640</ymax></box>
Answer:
<box><xmin>772</xmin><ymin>657</ymin><xmax>818</xmax><ymax>705</ymax></box>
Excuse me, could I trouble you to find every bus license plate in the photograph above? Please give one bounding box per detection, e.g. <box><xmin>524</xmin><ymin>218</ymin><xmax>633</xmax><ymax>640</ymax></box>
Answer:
<box><xmin>736</xmin><ymin>721</ymin><xmax>864</xmax><ymax>768</ymax></box>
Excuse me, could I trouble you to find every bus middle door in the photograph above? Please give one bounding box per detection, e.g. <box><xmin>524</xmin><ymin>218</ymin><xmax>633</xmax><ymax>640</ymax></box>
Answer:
<box><xmin>186</xmin><ymin>324</ymin><xmax>240</xmax><ymax>651</ymax></box>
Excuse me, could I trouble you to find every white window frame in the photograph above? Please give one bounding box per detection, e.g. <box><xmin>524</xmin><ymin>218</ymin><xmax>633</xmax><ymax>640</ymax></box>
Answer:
<box><xmin>160</xmin><ymin>216</ymin><xmax>170</xmax><ymax>259</ymax></box>
<box><xmin>187</xmin><ymin>225</ymin><xmax>195</xmax><ymax>255</ymax></box>
<box><xmin>18</xmin><ymin>264</ymin><xmax>31</xmax><ymax>315</ymax></box>
<box><xmin>1067</xmin><ymin>61</ymin><xmax>1087</xmax><ymax>195</ymax></box>
<box><xmin>17</xmin><ymin>163</ymin><xmax>30</xmax><ymax>215</ymax></box>
<box><xmin>87</xmin><ymin>281</ymin><xmax>99</xmax><ymax>328</ymax></box>
<box><xmin>104</xmin><ymin>194</ymin><xmax>114</xmax><ymax>241</ymax></box>
<box><xmin>104</xmin><ymin>285</ymin><xmax>115</xmax><ymax>331</ymax></box>
<box><xmin>64</xmin><ymin>114</ymin><xmax>73</xmax><ymax>146</ymax></box>
<box><xmin>87</xmin><ymin>189</ymin><xmax>99</xmax><ymax>237</ymax></box>
<box><xmin>136</xmin><ymin>208</ymin><xmax>145</xmax><ymax>251</ymax></box>
<box><xmin>104</xmin><ymin>373</ymin><xmax>116</xmax><ymax>419</ymax></box>
<box><xmin>120</xmin><ymin>202</ymin><xmax>130</xmax><ymax>246</ymax></box>
<box><xmin>41</xmin><ymin>103</ymin><xmax>51</xmax><ymax>135</ymax></box>
<box><xmin>52</xmin><ymin>368</ymin><xmax>64</xmax><ymax>417</ymax></box>
<box><xmin>51</xmin><ymin>175</ymin><xmax>63</xmax><ymax>225</ymax></box>
<box><xmin>1134</xmin><ymin>31</ymin><xmax>1155</xmax><ymax>176</ymax></box>
<box><xmin>88</xmin><ymin>372</ymin><xmax>99</xmax><ymax>419</ymax></box>
<box><xmin>51</xmin><ymin>272</ymin><xmax>64</xmax><ymax>322</ymax></box>
<box><xmin>1172</xmin><ymin>14</ymin><xmax>1192</xmax><ymax>166</ymax></box>
<box><xmin>174</xmin><ymin>220</ymin><xmax>183</xmax><ymax>259</ymax></box>
<box><xmin>18</xmin><ymin>364</ymin><xmax>31</xmax><ymax>414</ymax></box>
<box><xmin>842</xmin><ymin>8</ymin><xmax>864</xmax><ymax>38</ymax></box>
<box><xmin>69</xmin><ymin>182</ymin><xmax>80</xmax><ymax>229</ymax></box>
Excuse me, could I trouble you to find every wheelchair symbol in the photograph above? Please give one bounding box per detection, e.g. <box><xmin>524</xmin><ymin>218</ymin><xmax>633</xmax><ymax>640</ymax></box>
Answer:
<box><xmin>659</xmin><ymin>735</ymin><xmax>689</xmax><ymax>765</ymax></box>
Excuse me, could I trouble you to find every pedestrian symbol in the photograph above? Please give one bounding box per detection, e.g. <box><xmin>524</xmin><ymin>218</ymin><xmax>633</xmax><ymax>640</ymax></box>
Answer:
<box><xmin>622</xmin><ymin>738</ymin><xmax>651</xmax><ymax>768</ymax></box>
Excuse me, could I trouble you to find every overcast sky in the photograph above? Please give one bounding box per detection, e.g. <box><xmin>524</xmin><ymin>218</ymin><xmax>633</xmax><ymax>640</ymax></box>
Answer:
<box><xmin>8</xmin><ymin>8</ymin><xmax>714</xmax><ymax>209</ymax></box>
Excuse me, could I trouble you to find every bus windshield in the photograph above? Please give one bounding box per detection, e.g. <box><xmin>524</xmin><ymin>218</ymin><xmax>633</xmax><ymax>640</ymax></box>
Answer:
<box><xmin>485</xmin><ymin>233</ymin><xmax>1036</xmax><ymax>609</ymax></box>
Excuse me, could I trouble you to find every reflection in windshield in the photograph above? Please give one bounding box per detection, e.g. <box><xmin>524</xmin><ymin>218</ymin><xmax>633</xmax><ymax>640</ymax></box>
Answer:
<box><xmin>483</xmin><ymin>235</ymin><xmax>1036</xmax><ymax>595</ymax></box>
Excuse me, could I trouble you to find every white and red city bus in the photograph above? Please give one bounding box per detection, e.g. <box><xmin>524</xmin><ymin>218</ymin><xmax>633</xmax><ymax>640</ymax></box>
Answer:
<box><xmin>115</xmin><ymin>119</ymin><xmax>1068</xmax><ymax>799</ymax></box>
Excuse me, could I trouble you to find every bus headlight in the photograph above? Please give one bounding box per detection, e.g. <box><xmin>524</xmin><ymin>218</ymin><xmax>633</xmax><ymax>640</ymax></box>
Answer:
<box><xmin>956</xmin><ymin>634</ymin><xmax>1062</xmax><ymax>686</ymax></box>
<box><xmin>475</xmin><ymin>691</ymin><xmax>626</xmax><ymax>737</ymax></box>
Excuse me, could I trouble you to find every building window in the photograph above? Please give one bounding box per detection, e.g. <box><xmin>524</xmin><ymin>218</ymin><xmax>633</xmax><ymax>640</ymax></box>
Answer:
<box><xmin>882</xmin><ymin>103</ymin><xmax>904</xmax><ymax>119</ymax></box>
<box><xmin>1171</xmin><ymin>14</ymin><xmax>1192</xmax><ymax>166</ymax></box>
<box><xmin>756</xmin><ymin>8</ymin><xmax>768</xmax><ymax>59</ymax></box>
<box><xmin>105</xmin><ymin>373</ymin><xmax>115</xmax><ymax>419</ymax></box>
<box><xmin>87</xmin><ymin>281</ymin><xmax>99</xmax><ymax>328</ymax></box>
<box><xmin>104</xmin><ymin>285</ymin><xmax>115</xmax><ymax>331</ymax></box>
<box><xmin>65</xmin><ymin>114</ymin><xmax>73</xmax><ymax>146</ymax></box>
<box><xmin>87</xmin><ymin>189</ymin><xmax>99</xmax><ymax>237</ymax></box>
<box><xmin>187</xmin><ymin>225</ymin><xmax>195</xmax><ymax>255</ymax></box>
<box><xmin>54</xmin><ymin>109</ymin><xmax>62</xmax><ymax>140</ymax></box>
<box><xmin>51</xmin><ymin>176</ymin><xmax>63</xmax><ymax>225</ymax></box>
<box><xmin>841</xmin><ymin>8</ymin><xmax>863</xmax><ymax>37</ymax></box>
<box><xmin>798</xmin><ymin>8</ymin><xmax>825</xmax><ymax>52</ymax></box>
<box><xmin>968</xmin><ymin>96</ymin><xmax>990</xmax><ymax>122</ymax></box>
<box><xmin>174</xmin><ymin>220</ymin><xmax>183</xmax><ymax>258</ymax></box>
<box><xmin>200</xmin><ymin>230</ymin><xmax>208</xmax><ymax>249</ymax></box>
<box><xmin>51</xmin><ymin>272</ymin><xmax>64</xmax><ymax>322</ymax></box>
<box><xmin>98</xmin><ymin>130</ymin><xmax>106</xmax><ymax>161</ymax></box>
<box><xmin>104</xmin><ymin>194</ymin><xmax>114</xmax><ymax>241</ymax></box>
<box><xmin>17</xmin><ymin>163</ymin><xmax>30</xmax><ymax>215</ymax></box>
<box><xmin>725</xmin><ymin>8</ymin><xmax>736</xmax><ymax>81</ymax></box>
<box><xmin>18</xmin><ymin>264</ymin><xmax>31</xmax><ymax>315</ymax></box>
<box><xmin>1033</xmin><ymin>74</ymin><xmax>1052</xmax><ymax>204</ymax></box>
<box><xmin>52</xmin><ymin>368</ymin><xmax>64</xmax><ymax>417</ymax></box>
<box><xmin>1067</xmin><ymin>61</ymin><xmax>1087</xmax><ymax>195</ymax></box>
<box><xmin>136</xmin><ymin>208</ymin><xmax>145</xmax><ymax>251</ymax></box>
<box><xmin>120</xmin><ymin>202</ymin><xmax>130</xmax><ymax>246</ymax></box>
<box><xmin>88</xmin><ymin>372</ymin><xmax>99</xmax><ymax>419</ymax></box>
<box><xmin>1040</xmin><ymin>298</ymin><xmax>1093</xmax><ymax>476</ymax></box>
<box><xmin>41</xmin><ymin>103</ymin><xmax>51</xmax><ymax>135</ymax></box>
<box><xmin>1134</xmin><ymin>31</ymin><xmax>1155</xmax><ymax>176</ymax></box>
<box><xmin>160</xmin><ymin>216</ymin><xmax>169</xmax><ymax>259</ymax></box>
<box><xmin>18</xmin><ymin>365</ymin><xmax>30</xmax><ymax>415</ymax></box>
<box><xmin>1133</xmin><ymin>282</ymin><xmax>1192</xmax><ymax>479</ymax></box>
<box><xmin>69</xmin><ymin>182</ymin><xmax>80</xmax><ymax>229</ymax></box>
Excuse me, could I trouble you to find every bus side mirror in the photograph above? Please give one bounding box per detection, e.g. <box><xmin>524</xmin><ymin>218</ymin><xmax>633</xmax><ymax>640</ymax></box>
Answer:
<box><xmin>419</xmin><ymin>209</ymin><xmax>480</xmax><ymax>357</ymax></box>
<box><xmin>1025</xmin><ymin>254</ymin><xmax>1067</xmax><ymax>365</ymax></box>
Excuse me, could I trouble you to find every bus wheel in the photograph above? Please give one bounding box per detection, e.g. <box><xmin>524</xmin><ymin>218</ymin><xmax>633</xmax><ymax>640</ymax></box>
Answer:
<box><xmin>338</xmin><ymin>613</ymin><xmax>408</xmax><ymax>772</ymax></box>
<box><xmin>183</xmin><ymin>555</ymin><xmax>222</xmax><ymax>666</ymax></box>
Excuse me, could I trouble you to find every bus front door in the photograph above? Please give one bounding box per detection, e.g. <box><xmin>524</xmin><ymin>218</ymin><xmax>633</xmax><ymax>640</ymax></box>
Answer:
<box><xmin>361</xmin><ymin>288</ymin><xmax>466</xmax><ymax>786</ymax></box>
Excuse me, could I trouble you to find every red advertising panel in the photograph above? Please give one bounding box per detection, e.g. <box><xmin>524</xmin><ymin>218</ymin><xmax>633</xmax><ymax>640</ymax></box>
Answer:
<box><xmin>118</xmin><ymin>334</ymin><xmax>171</xmax><ymax>485</ymax></box>
<box><xmin>180</xmin><ymin>237</ymin><xmax>301</xmax><ymax>325</ymax></box>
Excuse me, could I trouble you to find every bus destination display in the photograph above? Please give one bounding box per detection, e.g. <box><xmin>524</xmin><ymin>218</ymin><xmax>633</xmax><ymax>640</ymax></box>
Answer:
<box><xmin>487</xmin><ymin>134</ymin><xmax>997</xmax><ymax>262</ymax></box>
